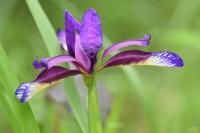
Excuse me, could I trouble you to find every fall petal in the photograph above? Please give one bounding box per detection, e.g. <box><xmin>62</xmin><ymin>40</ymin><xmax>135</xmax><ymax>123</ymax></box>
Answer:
<box><xmin>102</xmin><ymin>50</ymin><xmax>184</xmax><ymax>69</ymax></box>
<box><xmin>15</xmin><ymin>66</ymin><xmax>81</xmax><ymax>103</ymax></box>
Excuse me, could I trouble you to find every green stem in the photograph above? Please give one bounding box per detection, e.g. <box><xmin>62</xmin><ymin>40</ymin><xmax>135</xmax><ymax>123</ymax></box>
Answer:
<box><xmin>85</xmin><ymin>73</ymin><xmax>103</xmax><ymax>133</ymax></box>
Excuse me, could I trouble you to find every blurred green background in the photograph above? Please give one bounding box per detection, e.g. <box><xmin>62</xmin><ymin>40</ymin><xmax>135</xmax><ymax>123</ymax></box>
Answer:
<box><xmin>0</xmin><ymin>0</ymin><xmax>200</xmax><ymax>133</ymax></box>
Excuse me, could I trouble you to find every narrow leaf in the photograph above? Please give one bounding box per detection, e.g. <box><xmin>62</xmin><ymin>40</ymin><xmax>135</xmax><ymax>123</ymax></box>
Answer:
<box><xmin>25</xmin><ymin>0</ymin><xmax>88</xmax><ymax>132</ymax></box>
<box><xmin>0</xmin><ymin>43</ymin><xmax>40</xmax><ymax>133</ymax></box>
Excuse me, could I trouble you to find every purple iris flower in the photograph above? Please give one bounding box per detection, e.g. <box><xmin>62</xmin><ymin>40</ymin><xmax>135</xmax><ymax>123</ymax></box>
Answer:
<box><xmin>15</xmin><ymin>8</ymin><xmax>184</xmax><ymax>103</ymax></box>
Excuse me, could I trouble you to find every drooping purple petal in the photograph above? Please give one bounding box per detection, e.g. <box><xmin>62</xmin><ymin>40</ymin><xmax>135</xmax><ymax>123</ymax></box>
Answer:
<box><xmin>35</xmin><ymin>66</ymin><xmax>80</xmax><ymax>83</ymax></box>
<box><xmin>15</xmin><ymin>66</ymin><xmax>81</xmax><ymax>103</ymax></box>
<box><xmin>80</xmin><ymin>8</ymin><xmax>103</xmax><ymax>59</ymax></box>
<box><xmin>101</xmin><ymin>50</ymin><xmax>184</xmax><ymax>69</ymax></box>
<box><xmin>56</xmin><ymin>29</ymin><xmax>68</xmax><ymax>51</ymax></box>
<box><xmin>64</xmin><ymin>10</ymin><xmax>81</xmax><ymax>56</ymax></box>
<box><xmin>74</xmin><ymin>34</ymin><xmax>91</xmax><ymax>71</ymax></box>
<box><xmin>102</xmin><ymin>34</ymin><xmax>151</xmax><ymax>57</ymax></box>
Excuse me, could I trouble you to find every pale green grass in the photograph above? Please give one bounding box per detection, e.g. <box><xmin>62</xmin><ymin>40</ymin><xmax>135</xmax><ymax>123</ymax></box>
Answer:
<box><xmin>0</xmin><ymin>43</ymin><xmax>40</xmax><ymax>133</ymax></box>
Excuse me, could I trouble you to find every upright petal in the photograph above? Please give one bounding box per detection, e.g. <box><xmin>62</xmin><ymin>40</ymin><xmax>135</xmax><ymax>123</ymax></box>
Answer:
<box><xmin>80</xmin><ymin>8</ymin><xmax>103</xmax><ymax>59</ymax></box>
<box><xmin>64</xmin><ymin>10</ymin><xmax>81</xmax><ymax>31</ymax></box>
<box><xmin>75</xmin><ymin>34</ymin><xmax>91</xmax><ymax>72</ymax></box>
<box><xmin>56</xmin><ymin>29</ymin><xmax>68</xmax><ymax>51</ymax></box>
<box><xmin>64</xmin><ymin>10</ymin><xmax>81</xmax><ymax>56</ymax></box>
<box><xmin>102</xmin><ymin>34</ymin><xmax>151</xmax><ymax>57</ymax></box>
<box><xmin>101</xmin><ymin>50</ymin><xmax>184</xmax><ymax>69</ymax></box>
<box><xmin>15</xmin><ymin>66</ymin><xmax>81</xmax><ymax>103</ymax></box>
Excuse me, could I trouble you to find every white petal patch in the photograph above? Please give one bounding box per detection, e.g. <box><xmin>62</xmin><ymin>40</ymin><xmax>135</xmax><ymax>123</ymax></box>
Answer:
<box><xmin>15</xmin><ymin>82</ymin><xmax>42</xmax><ymax>102</ymax></box>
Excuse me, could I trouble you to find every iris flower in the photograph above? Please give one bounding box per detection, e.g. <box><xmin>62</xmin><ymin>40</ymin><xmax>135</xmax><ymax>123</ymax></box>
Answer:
<box><xmin>15</xmin><ymin>8</ymin><xmax>184</xmax><ymax>103</ymax></box>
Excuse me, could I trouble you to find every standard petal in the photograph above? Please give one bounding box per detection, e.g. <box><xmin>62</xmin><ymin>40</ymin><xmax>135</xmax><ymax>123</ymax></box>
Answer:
<box><xmin>75</xmin><ymin>34</ymin><xmax>91</xmax><ymax>72</ymax></box>
<box><xmin>64</xmin><ymin>10</ymin><xmax>81</xmax><ymax>31</ymax></box>
<box><xmin>102</xmin><ymin>50</ymin><xmax>184</xmax><ymax>69</ymax></box>
<box><xmin>102</xmin><ymin>34</ymin><xmax>151</xmax><ymax>57</ymax></box>
<box><xmin>80</xmin><ymin>8</ymin><xmax>103</xmax><ymax>59</ymax></box>
<box><xmin>15</xmin><ymin>66</ymin><xmax>81</xmax><ymax>103</ymax></box>
<box><xmin>64</xmin><ymin>10</ymin><xmax>81</xmax><ymax>56</ymax></box>
<box><xmin>56</xmin><ymin>29</ymin><xmax>68</xmax><ymax>51</ymax></box>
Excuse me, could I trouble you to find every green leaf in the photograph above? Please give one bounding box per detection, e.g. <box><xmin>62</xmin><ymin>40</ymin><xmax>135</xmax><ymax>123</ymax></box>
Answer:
<box><xmin>0</xmin><ymin>43</ymin><xmax>40</xmax><ymax>133</ymax></box>
<box><xmin>25</xmin><ymin>0</ymin><xmax>88</xmax><ymax>133</ymax></box>
<box><xmin>104</xmin><ymin>93</ymin><xmax>124</xmax><ymax>133</ymax></box>
<box><xmin>25</xmin><ymin>0</ymin><xmax>59</xmax><ymax>56</ymax></box>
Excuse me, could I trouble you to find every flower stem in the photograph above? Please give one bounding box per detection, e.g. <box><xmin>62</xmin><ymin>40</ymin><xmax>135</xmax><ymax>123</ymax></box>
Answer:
<box><xmin>85</xmin><ymin>73</ymin><xmax>103</xmax><ymax>133</ymax></box>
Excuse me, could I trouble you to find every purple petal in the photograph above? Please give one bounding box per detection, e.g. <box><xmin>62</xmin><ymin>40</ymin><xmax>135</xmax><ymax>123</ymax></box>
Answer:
<box><xmin>35</xmin><ymin>66</ymin><xmax>80</xmax><ymax>83</ymax></box>
<box><xmin>64</xmin><ymin>10</ymin><xmax>81</xmax><ymax>56</ymax></box>
<box><xmin>15</xmin><ymin>66</ymin><xmax>81</xmax><ymax>103</ymax></box>
<box><xmin>102</xmin><ymin>34</ymin><xmax>151</xmax><ymax>57</ymax></box>
<box><xmin>43</xmin><ymin>55</ymin><xmax>77</xmax><ymax>69</ymax></box>
<box><xmin>33</xmin><ymin>55</ymin><xmax>77</xmax><ymax>69</ymax></box>
<box><xmin>64</xmin><ymin>10</ymin><xmax>81</xmax><ymax>31</ymax></box>
<box><xmin>33</xmin><ymin>59</ymin><xmax>44</xmax><ymax>69</ymax></box>
<box><xmin>102</xmin><ymin>50</ymin><xmax>184</xmax><ymax>69</ymax></box>
<box><xmin>75</xmin><ymin>34</ymin><xmax>91</xmax><ymax>71</ymax></box>
<box><xmin>80</xmin><ymin>8</ymin><xmax>103</xmax><ymax>59</ymax></box>
<box><xmin>147</xmin><ymin>51</ymin><xmax>184</xmax><ymax>67</ymax></box>
<box><xmin>33</xmin><ymin>55</ymin><xmax>89</xmax><ymax>74</ymax></box>
<box><xmin>56</xmin><ymin>29</ymin><xmax>68</xmax><ymax>51</ymax></box>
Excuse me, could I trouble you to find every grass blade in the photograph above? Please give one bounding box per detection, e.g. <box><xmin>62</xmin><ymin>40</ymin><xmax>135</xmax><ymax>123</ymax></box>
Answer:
<box><xmin>104</xmin><ymin>94</ymin><xmax>124</xmax><ymax>133</ymax></box>
<box><xmin>25</xmin><ymin>0</ymin><xmax>88</xmax><ymax>132</ymax></box>
<box><xmin>0</xmin><ymin>43</ymin><xmax>40</xmax><ymax>133</ymax></box>
<box><xmin>25</xmin><ymin>0</ymin><xmax>59</xmax><ymax>56</ymax></box>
